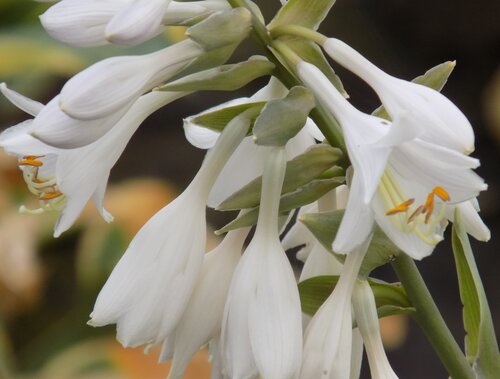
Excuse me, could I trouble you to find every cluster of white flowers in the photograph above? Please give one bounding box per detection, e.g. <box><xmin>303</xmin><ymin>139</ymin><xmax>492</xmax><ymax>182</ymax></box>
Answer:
<box><xmin>1</xmin><ymin>1</ymin><xmax>491</xmax><ymax>378</ymax></box>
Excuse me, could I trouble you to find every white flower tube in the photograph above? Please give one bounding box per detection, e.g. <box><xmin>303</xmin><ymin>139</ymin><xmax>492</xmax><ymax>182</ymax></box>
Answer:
<box><xmin>323</xmin><ymin>38</ymin><xmax>475</xmax><ymax>154</ymax></box>
<box><xmin>352</xmin><ymin>280</ymin><xmax>398</xmax><ymax>379</ymax></box>
<box><xmin>221</xmin><ymin>147</ymin><xmax>302</xmax><ymax>379</ymax></box>
<box><xmin>58</xmin><ymin>39</ymin><xmax>203</xmax><ymax>121</ymax></box>
<box><xmin>298</xmin><ymin>62</ymin><xmax>487</xmax><ymax>259</ymax></box>
<box><xmin>0</xmin><ymin>83</ymin><xmax>188</xmax><ymax>237</ymax></box>
<box><xmin>89</xmin><ymin>111</ymin><xmax>250</xmax><ymax>347</ymax></box>
<box><xmin>162</xmin><ymin>226</ymin><xmax>250</xmax><ymax>379</ymax></box>
<box><xmin>299</xmin><ymin>237</ymin><xmax>370</xmax><ymax>379</ymax></box>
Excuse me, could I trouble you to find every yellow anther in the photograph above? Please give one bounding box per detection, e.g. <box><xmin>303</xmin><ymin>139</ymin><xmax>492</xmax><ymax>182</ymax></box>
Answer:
<box><xmin>39</xmin><ymin>191</ymin><xmax>63</xmax><ymax>200</ymax></box>
<box><xmin>19</xmin><ymin>158</ymin><xmax>43</xmax><ymax>167</ymax></box>
<box><xmin>386</xmin><ymin>198</ymin><xmax>415</xmax><ymax>215</ymax></box>
<box><xmin>432</xmin><ymin>186</ymin><xmax>450</xmax><ymax>202</ymax></box>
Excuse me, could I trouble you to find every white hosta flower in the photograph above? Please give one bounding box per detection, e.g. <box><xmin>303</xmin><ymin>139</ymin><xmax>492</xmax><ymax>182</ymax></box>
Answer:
<box><xmin>221</xmin><ymin>147</ymin><xmax>302</xmax><ymax>379</ymax></box>
<box><xmin>161</xmin><ymin>227</ymin><xmax>250</xmax><ymax>379</ymax></box>
<box><xmin>0</xmin><ymin>83</ymin><xmax>187</xmax><ymax>236</ymax></box>
<box><xmin>184</xmin><ymin>77</ymin><xmax>322</xmax><ymax>208</ymax></box>
<box><xmin>89</xmin><ymin>111</ymin><xmax>250</xmax><ymax>347</ymax></box>
<box><xmin>323</xmin><ymin>38</ymin><xmax>475</xmax><ymax>154</ymax></box>
<box><xmin>40</xmin><ymin>0</ymin><xmax>230</xmax><ymax>47</ymax></box>
<box><xmin>352</xmin><ymin>280</ymin><xmax>398</xmax><ymax>379</ymax></box>
<box><xmin>58</xmin><ymin>39</ymin><xmax>203</xmax><ymax>122</ymax></box>
<box><xmin>299</xmin><ymin>238</ymin><xmax>370</xmax><ymax>379</ymax></box>
<box><xmin>298</xmin><ymin>62</ymin><xmax>486</xmax><ymax>259</ymax></box>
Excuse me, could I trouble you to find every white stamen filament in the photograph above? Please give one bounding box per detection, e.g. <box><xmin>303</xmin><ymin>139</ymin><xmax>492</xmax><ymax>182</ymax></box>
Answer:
<box><xmin>378</xmin><ymin>169</ymin><xmax>447</xmax><ymax>245</ymax></box>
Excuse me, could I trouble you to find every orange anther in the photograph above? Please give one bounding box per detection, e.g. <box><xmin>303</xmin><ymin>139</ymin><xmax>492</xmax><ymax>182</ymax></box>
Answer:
<box><xmin>39</xmin><ymin>191</ymin><xmax>63</xmax><ymax>200</ymax></box>
<box><xmin>432</xmin><ymin>186</ymin><xmax>450</xmax><ymax>202</ymax></box>
<box><xmin>386</xmin><ymin>198</ymin><xmax>415</xmax><ymax>216</ymax></box>
<box><xmin>24</xmin><ymin>155</ymin><xmax>45</xmax><ymax>160</ymax></box>
<box><xmin>18</xmin><ymin>158</ymin><xmax>43</xmax><ymax>167</ymax></box>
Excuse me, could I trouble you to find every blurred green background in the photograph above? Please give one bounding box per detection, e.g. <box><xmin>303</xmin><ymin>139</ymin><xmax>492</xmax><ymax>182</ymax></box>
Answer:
<box><xmin>0</xmin><ymin>0</ymin><xmax>499</xmax><ymax>378</ymax></box>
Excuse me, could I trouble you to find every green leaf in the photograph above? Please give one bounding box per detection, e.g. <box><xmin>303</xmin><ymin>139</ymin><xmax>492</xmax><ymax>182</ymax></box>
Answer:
<box><xmin>269</xmin><ymin>0</ymin><xmax>338</xmax><ymax>30</ymax></box>
<box><xmin>187</xmin><ymin>8</ymin><xmax>252</xmax><ymax>49</ymax></box>
<box><xmin>185</xmin><ymin>101</ymin><xmax>266</xmax><ymax>133</ymax></box>
<box><xmin>298</xmin><ymin>275</ymin><xmax>414</xmax><ymax>316</ymax></box>
<box><xmin>216</xmin><ymin>178</ymin><xmax>344</xmax><ymax>234</ymax></box>
<box><xmin>160</xmin><ymin>56</ymin><xmax>274</xmax><ymax>91</ymax></box>
<box><xmin>286</xmin><ymin>38</ymin><xmax>346</xmax><ymax>96</ymax></box>
<box><xmin>373</xmin><ymin>60</ymin><xmax>456</xmax><ymax>120</ymax></box>
<box><xmin>413</xmin><ymin>61</ymin><xmax>456</xmax><ymax>91</ymax></box>
<box><xmin>300</xmin><ymin>210</ymin><xmax>402</xmax><ymax>277</ymax></box>
<box><xmin>218</xmin><ymin>144</ymin><xmax>343</xmax><ymax>210</ymax></box>
<box><xmin>452</xmin><ymin>209</ymin><xmax>500</xmax><ymax>377</ymax></box>
<box><xmin>253</xmin><ymin>86</ymin><xmax>316</xmax><ymax>146</ymax></box>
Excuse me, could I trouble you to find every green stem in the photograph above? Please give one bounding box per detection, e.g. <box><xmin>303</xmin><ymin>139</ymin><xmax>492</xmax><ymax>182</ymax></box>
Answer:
<box><xmin>225</xmin><ymin>0</ymin><xmax>347</xmax><ymax>158</ymax></box>
<box><xmin>392</xmin><ymin>254</ymin><xmax>475</xmax><ymax>379</ymax></box>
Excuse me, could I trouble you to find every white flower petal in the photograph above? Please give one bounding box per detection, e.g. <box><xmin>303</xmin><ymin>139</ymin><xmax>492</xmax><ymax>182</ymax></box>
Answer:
<box><xmin>352</xmin><ymin>281</ymin><xmax>398</xmax><ymax>379</ymax></box>
<box><xmin>40</xmin><ymin>0</ymin><xmax>126</xmax><ymax>47</ymax></box>
<box><xmin>0</xmin><ymin>120</ymin><xmax>55</xmax><ymax>157</ymax></box>
<box><xmin>248</xmin><ymin>240</ymin><xmax>302</xmax><ymax>379</ymax></box>
<box><xmin>0</xmin><ymin>83</ymin><xmax>44</xmax><ymax>116</ymax></box>
<box><xmin>168</xmin><ymin>228</ymin><xmax>248</xmax><ymax>379</ymax></box>
<box><xmin>333</xmin><ymin>174</ymin><xmax>375</xmax><ymax>254</ymax></box>
<box><xmin>105</xmin><ymin>0</ymin><xmax>170</xmax><ymax>46</ymax></box>
<box><xmin>31</xmin><ymin>96</ymin><xmax>131</xmax><ymax>149</ymax></box>
<box><xmin>59</xmin><ymin>40</ymin><xmax>202</xmax><ymax>120</ymax></box>
<box><xmin>447</xmin><ymin>200</ymin><xmax>490</xmax><ymax>242</ymax></box>
<box><xmin>91</xmin><ymin>192</ymin><xmax>207</xmax><ymax>347</ymax></box>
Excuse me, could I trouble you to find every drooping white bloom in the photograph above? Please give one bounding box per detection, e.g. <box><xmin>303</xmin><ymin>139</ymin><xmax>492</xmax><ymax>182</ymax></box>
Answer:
<box><xmin>57</xmin><ymin>39</ymin><xmax>203</xmax><ymax>122</ymax></box>
<box><xmin>352</xmin><ymin>280</ymin><xmax>398</xmax><ymax>379</ymax></box>
<box><xmin>89</xmin><ymin>111</ymin><xmax>250</xmax><ymax>347</ymax></box>
<box><xmin>161</xmin><ymin>226</ymin><xmax>250</xmax><ymax>379</ymax></box>
<box><xmin>323</xmin><ymin>38</ymin><xmax>475</xmax><ymax>154</ymax></box>
<box><xmin>299</xmin><ymin>237</ymin><xmax>370</xmax><ymax>379</ymax></box>
<box><xmin>40</xmin><ymin>0</ymin><xmax>230</xmax><ymax>47</ymax></box>
<box><xmin>298</xmin><ymin>62</ymin><xmax>487</xmax><ymax>259</ymax></box>
<box><xmin>0</xmin><ymin>83</ymin><xmax>187</xmax><ymax>237</ymax></box>
<box><xmin>184</xmin><ymin>77</ymin><xmax>322</xmax><ymax>208</ymax></box>
<box><xmin>221</xmin><ymin>147</ymin><xmax>302</xmax><ymax>379</ymax></box>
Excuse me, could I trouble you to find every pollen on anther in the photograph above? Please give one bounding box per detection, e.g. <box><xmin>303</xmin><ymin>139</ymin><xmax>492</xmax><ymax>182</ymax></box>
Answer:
<box><xmin>19</xmin><ymin>158</ymin><xmax>43</xmax><ymax>167</ymax></box>
<box><xmin>433</xmin><ymin>186</ymin><xmax>450</xmax><ymax>202</ymax></box>
<box><xmin>39</xmin><ymin>191</ymin><xmax>63</xmax><ymax>200</ymax></box>
<box><xmin>386</xmin><ymin>198</ymin><xmax>415</xmax><ymax>216</ymax></box>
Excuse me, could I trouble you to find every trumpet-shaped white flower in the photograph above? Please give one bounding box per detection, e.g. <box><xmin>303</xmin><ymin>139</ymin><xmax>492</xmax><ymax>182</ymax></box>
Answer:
<box><xmin>89</xmin><ymin>111</ymin><xmax>250</xmax><ymax>347</ymax></box>
<box><xmin>299</xmin><ymin>238</ymin><xmax>370</xmax><ymax>379</ymax></box>
<box><xmin>58</xmin><ymin>39</ymin><xmax>203</xmax><ymax>122</ymax></box>
<box><xmin>40</xmin><ymin>0</ymin><xmax>230</xmax><ymax>47</ymax></box>
<box><xmin>298</xmin><ymin>62</ymin><xmax>487</xmax><ymax>259</ymax></box>
<box><xmin>221</xmin><ymin>147</ymin><xmax>302</xmax><ymax>379</ymax></box>
<box><xmin>352</xmin><ymin>280</ymin><xmax>398</xmax><ymax>379</ymax></box>
<box><xmin>323</xmin><ymin>38</ymin><xmax>475</xmax><ymax>154</ymax></box>
<box><xmin>160</xmin><ymin>226</ymin><xmax>250</xmax><ymax>379</ymax></box>
<box><xmin>0</xmin><ymin>83</ymin><xmax>187</xmax><ymax>237</ymax></box>
<box><xmin>184</xmin><ymin>77</ymin><xmax>322</xmax><ymax>208</ymax></box>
